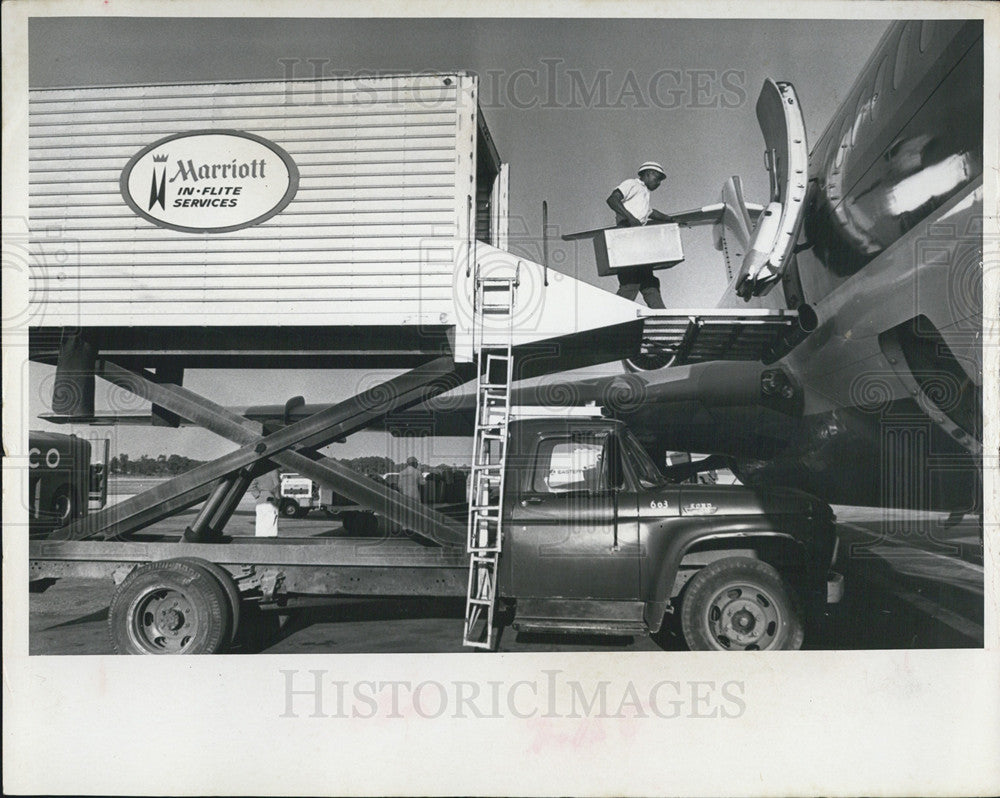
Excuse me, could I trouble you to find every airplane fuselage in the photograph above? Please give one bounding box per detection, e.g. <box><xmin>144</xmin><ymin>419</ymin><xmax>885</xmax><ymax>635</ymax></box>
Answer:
<box><xmin>690</xmin><ymin>20</ymin><xmax>983</xmax><ymax>510</ymax></box>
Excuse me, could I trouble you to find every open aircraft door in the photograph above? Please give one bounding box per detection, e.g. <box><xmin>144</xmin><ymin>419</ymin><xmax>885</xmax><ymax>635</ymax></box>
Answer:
<box><xmin>731</xmin><ymin>79</ymin><xmax>809</xmax><ymax>299</ymax></box>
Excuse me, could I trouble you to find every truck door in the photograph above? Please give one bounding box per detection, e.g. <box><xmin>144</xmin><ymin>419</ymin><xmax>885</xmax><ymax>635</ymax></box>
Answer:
<box><xmin>507</xmin><ymin>430</ymin><xmax>640</xmax><ymax>600</ymax></box>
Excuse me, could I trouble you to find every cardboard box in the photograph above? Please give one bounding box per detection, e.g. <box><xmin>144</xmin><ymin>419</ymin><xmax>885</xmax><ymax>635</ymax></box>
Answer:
<box><xmin>593</xmin><ymin>223</ymin><xmax>685</xmax><ymax>276</ymax></box>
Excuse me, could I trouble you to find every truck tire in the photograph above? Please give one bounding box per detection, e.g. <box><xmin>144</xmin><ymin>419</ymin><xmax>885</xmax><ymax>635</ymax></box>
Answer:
<box><xmin>355</xmin><ymin>511</ymin><xmax>378</xmax><ymax>535</ymax></box>
<box><xmin>340</xmin><ymin>510</ymin><xmax>359</xmax><ymax>533</ymax></box>
<box><xmin>341</xmin><ymin>510</ymin><xmax>377</xmax><ymax>535</ymax></box>
<box><xmin>280</xmin><ymin>498</ymin><xmax>302</xmax><ymax>518</ymax></box>
<box><xmin>680</xmin><ymin>557</ymin><xmax>804</xmax><ymax>651</ymax></box>
<box><xmin>169</xmin><ymin>558</ymin><xmax>242</xmax><ymax>645</ymax></box>
<box><xmin>108</xmin><ymin>560</ymin><xmax>231</xmax><ymax>655</ymax></box>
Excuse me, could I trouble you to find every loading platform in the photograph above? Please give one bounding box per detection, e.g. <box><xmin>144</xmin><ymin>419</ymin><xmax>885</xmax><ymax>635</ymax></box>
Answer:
<box><xmin>636</xmin><ymin>307</ymin><xmax>801</xmax><ymax>366</ymax></box>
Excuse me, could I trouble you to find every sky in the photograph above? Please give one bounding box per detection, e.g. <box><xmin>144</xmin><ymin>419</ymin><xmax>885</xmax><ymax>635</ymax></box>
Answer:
<box><xmin>25</xmin><ymin>15</ymin><xmax>889</xmax><ymax>463</ymax></box>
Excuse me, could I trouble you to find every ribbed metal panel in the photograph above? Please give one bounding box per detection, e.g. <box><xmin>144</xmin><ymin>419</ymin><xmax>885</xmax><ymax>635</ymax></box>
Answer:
<box><xmin>28</xmin><ymin>74</ymin><xmax>473</xmax><ymax>326</ymax></box>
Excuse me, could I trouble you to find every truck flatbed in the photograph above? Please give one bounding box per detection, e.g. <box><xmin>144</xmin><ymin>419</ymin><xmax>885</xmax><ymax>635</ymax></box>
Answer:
<box><xmin>31</xmin><ymin>536</ymin><xmax>469</xmax><ymax>601</ymax></box>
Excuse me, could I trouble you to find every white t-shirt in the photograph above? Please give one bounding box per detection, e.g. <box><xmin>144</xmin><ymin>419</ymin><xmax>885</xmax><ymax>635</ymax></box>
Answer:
<box><xmin>615</xmin><ymin>178</ymin><xmax>652</xmax><ymax>224</ymax></box>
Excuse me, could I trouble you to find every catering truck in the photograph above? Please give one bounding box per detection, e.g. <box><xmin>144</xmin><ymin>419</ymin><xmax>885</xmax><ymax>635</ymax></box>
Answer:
<box><xmin>26</xmin><ymin>69</ymin><xmax>839</xmax><ymax>654</ymax></box>
<box><xmin>29</xmin><ymin>415</ymin><xmax>843</xmax><ymax>654</ymax></box>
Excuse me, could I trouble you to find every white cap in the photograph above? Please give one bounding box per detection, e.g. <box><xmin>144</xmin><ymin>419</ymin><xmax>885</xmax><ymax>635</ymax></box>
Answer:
<box><xmin>637</xmin><ymin>161</ymin><xmax>666</xmax><ymax>177</ymax></box>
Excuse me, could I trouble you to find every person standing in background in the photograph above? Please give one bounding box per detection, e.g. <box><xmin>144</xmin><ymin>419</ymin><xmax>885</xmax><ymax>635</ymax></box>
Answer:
<box><xmin>397</xmin><ymin>456</ymin><xmax>425</xmax><ymax>503</ymax></box>
<box><xmin>250</xmin><ymin>468</ymin><xmax>281</xmax><ymax>537</ymax></box>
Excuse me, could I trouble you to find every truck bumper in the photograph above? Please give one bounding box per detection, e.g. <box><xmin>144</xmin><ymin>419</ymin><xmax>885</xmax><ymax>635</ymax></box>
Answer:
<box><xmin>826</xmin><ymin>570</ymin><xmax>845</xmax><ymax>604</ymax></box>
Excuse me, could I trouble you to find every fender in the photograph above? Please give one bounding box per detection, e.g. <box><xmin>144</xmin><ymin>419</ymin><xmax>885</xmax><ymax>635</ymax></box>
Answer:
<box><xmin>640</xmin><ymin>515</ymin><xmax>808</xmax><ymax>632</ymax></box>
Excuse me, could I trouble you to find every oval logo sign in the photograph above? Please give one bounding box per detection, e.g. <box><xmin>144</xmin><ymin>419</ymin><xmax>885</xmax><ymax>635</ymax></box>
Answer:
<box><xmin>120</xmin><ymin>130</ymin><xmax>299</xmax><ymax>233</ymax></box>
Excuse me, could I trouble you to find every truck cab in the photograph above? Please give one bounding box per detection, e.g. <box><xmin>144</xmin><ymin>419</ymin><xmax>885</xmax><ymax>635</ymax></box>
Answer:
<box><xmin>501</xmin><ymin>416</ymin><xmax>842</xmax><ymax>650</ymax></box>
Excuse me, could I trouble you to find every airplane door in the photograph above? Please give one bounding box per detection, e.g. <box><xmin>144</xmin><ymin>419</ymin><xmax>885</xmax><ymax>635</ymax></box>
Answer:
<box><xmin>733</xmin><ymin>79</ymin><xmax>809</xmax><ymax>299</ymax></box>
<box><xmin>507</xmin><ymin>431</ymin><xmax>639</xmax><ymax>600</ymax></box>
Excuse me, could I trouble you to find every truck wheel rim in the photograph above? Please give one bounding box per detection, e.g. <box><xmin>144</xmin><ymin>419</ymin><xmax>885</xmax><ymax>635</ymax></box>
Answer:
<box><xmin>704</xmin><ymin>583</ymin><xmax>782</xmax><ymax>650</ymax></box>
<box><xmin>129</xmin><ymin>587</ymin><xmax>198</xmax><ymax>653</ymax></box>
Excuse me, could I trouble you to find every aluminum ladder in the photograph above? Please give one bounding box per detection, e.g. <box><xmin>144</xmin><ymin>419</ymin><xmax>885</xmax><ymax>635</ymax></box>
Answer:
<box><xmin>463</xmin><ymin>272</ymin><xmax>517</xmax><ymax>649</ymax></box>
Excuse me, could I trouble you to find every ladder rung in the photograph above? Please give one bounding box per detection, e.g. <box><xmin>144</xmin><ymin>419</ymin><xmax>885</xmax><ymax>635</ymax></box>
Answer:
<box><xmin>476</xmin><ymin>426</ymin><xmax>506</xmax><ymax>436</ymax></box>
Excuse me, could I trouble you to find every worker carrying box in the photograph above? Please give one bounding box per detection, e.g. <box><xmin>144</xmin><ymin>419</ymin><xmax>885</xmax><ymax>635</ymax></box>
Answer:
<box><xmin>564</xmin><ymin>161</ymin><xmax>685</xmax><ymax>309</ymax></box>
<box><xmin>605</xmin><ymin>161</ymin><xmax>683</xmax><ymax>308</ymax></box>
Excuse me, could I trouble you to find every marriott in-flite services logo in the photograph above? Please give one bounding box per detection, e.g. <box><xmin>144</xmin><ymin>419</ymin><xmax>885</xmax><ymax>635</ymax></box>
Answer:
<box><xmin>149</xmin><ymin>153</ymin><xmax>169</xmax><ymax>211</ymax></box>
<box><xmin>120</xmin><ymin>129</ymin><xmax>300</xmax><ymax>234</ymax></box>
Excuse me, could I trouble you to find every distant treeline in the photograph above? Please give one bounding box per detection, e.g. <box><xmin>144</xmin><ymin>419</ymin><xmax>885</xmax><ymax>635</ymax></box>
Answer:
<box><xmin>109</xmin><ymin>454</ymin><xmax>205</xmax><ymax>476</ymax></box>
<box><xmin>109</xmin><ymin>453</ymin><xmax>466</xmax><ymax>478</ymax></box>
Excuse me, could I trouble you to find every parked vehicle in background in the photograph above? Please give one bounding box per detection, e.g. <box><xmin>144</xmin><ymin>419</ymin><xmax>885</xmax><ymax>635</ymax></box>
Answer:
<box><xmin>28</xmin><ymin>431</ymin><xmax>108</xmax><ymax>534</ymax></box>
<box><xmin>277</xmin><ymin>472</ymin><xmax>318</xmax><ymax>518</ymax></box>
<box><xmin>278</xmin><ymin>471</ymin><xmax>376</xmax><ymax>521</ymax></box>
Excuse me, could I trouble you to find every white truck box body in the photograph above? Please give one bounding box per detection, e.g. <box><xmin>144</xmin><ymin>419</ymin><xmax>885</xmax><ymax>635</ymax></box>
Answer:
<box><xmin>27</xmin><ymin>72</ymin><xmax>645</xmax><ymax>365</ymax></box>
<box><xmin>28</xmin><ymin>73</ymin><xmax>487</xmax><ymax>328</ymax></box>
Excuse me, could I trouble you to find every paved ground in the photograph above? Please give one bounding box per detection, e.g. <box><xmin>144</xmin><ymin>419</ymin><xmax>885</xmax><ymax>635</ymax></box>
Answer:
<box><xmin>28</xmin><ymin>504</ymin><xmax>985</xmax><ymax>655</ymax></box>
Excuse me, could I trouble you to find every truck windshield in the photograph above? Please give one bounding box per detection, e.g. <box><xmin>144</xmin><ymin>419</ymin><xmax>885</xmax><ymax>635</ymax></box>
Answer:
<box><xmin>621</xmin><ymin>429</ymin><xmax>668</xmax><ymax>489</ymax></box>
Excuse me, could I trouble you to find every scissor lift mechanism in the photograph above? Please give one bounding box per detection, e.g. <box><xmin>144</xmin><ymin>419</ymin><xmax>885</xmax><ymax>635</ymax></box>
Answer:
<box><xmin>45</xmin><ymin>356</ymin><xmax>469</xmax><ymax>546</ymax></box>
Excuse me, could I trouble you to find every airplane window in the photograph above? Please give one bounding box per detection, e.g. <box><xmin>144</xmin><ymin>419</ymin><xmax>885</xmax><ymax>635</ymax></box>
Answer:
<box><xmin>893</xmin><ymin>23</ymin><xmax>913</xmax><ymax>91</ymax></box>
<box><xmin>869</xmin><ymin>56</ymin><xmax>889</xmax><ymax>122</ymax></box>
<box><xmin>919</xmin><ymin>21</ymin><xmax>935</xmax><ymax>53</ymax></box>
<box><xmin>851</xmin><ymin>92</ymin><xmax>869</xmax><ymax>147</ymax></box>
<box><xmin>833</xmin><ymin>118</ymin><xmax>852</xmax><ymax>170</ymax></box>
